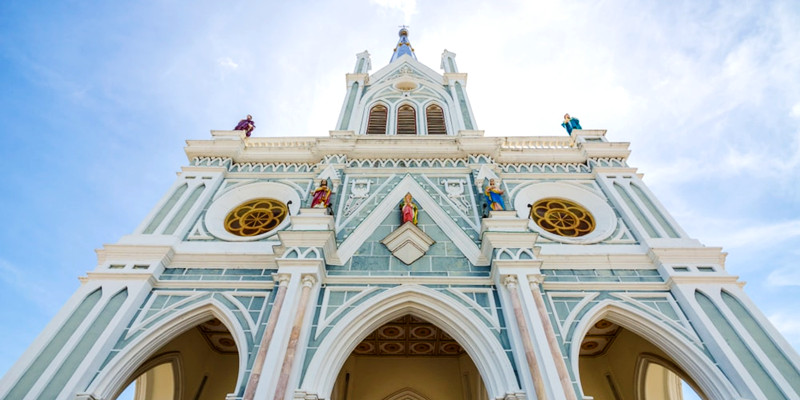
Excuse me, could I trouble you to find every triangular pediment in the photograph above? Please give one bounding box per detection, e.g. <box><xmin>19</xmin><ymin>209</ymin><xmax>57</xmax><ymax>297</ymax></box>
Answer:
<box><xmin>336</xmin><ymin>175</ymin><xmax>487</xmax><ymax>266</ymax></box>
<box><xmin>370</xmin><ymin>57</ymin><xmax>444</xmax><ymax>87</ymax></box>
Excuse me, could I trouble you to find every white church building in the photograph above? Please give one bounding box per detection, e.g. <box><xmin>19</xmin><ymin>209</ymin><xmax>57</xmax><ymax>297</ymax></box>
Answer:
<box><xmin>2</xmin><ymin>28</ymin><xmax>799</xmax><ymax>400</ymax></box>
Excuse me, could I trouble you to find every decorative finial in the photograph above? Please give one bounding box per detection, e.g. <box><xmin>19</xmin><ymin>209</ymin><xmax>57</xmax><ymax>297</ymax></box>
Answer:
<box><xmin>390</xmin><ymin>26</ymin><xmax>417</xmax><ymax>63</ymax></box>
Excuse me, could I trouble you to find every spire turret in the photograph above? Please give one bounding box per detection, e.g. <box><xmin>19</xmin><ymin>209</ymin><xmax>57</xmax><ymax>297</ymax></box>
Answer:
<box><xmin>390</xmin><ymin>27</ymin><xmax>417</xmax><ymax>62</ymax></box>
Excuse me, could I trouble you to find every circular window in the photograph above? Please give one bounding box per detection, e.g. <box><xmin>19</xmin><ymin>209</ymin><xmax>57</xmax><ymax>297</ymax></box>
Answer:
<box><xmin>530</xmin><ymin>198</ymin><xmax>595</xmax><ymax>237</ymax></box>
<box><xmin>224</xmin><ymin>198</ymin><xmax>287</xmax><ymax>237</ymax></box>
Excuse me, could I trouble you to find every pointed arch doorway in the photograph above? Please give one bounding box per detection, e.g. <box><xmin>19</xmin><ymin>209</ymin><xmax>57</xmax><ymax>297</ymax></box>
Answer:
<box><xmin>112</xmin><ymin>318</ymin><xmax>240</xmax><ymax>400</ymax></box>
<box><xmin>301</xmin><ymin>285</ymin><xmax>522</xmax><ymax>400</ymax></box>
<box><xmin>330</xmin><ymin>314</ymin><xmax>488</xmax><ymax>400</ymax></box>
<box><xmin>577</xmin><ymin>319</ymin><xmax>706</xmax><ymax>400</ymax></box>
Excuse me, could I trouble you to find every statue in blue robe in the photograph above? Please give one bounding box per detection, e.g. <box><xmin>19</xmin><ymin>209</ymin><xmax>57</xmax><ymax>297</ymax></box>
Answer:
<box><xmin>561</xmin><ymin>113</ymin><xmax>582</xmax><ymax>135</ymax></box>
<box><xmin>484</xmin><ymin>179</ymin><xmax>505</xmax><ymax>211</ymax></box>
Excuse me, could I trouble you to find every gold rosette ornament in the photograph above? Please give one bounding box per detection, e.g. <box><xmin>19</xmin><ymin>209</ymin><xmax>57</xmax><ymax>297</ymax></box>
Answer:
<box><xmin>530</xmin><ymin>198</ymin><xmax>595</xmax><ymax>237</ymax></box>
<box><xmin>224</xmin><ymin>198</ymin><xmax>287</xmax><ymax>237</ymax></box>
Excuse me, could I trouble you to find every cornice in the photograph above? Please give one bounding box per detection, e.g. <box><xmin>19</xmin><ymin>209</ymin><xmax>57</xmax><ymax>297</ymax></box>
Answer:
<box><xmin>185</xmin><ymin>133</ymin><xmax>631</xmax><ymax>166</ymax></box>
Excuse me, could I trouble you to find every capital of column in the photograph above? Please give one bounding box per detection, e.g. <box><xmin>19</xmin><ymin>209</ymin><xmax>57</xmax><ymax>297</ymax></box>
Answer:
<box><xmin>502</xmin><ymin>274</ymin><xmax>519</xmax><ymax>289</ymax></box>
<box><xmin>527</xmin><ymin>273</ymin><xmax>545</xmax><ymax>287</ymax></box>
<box><xmin>274</xmin><ymin>273</ymin><xmax>291</xmax><ymax>287</ymax></box>
<box><xmin>301</xmin><ymin>274</ymin><xmax>317</xmax><ymax>288</ymax></box>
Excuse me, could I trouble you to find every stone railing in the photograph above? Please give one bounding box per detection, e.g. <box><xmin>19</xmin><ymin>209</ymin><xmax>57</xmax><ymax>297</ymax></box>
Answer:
<box><xmin>244</xmin><ymin>137</ymin><xmax>319</xmax><ymax>149</ymax></box>
<box><xmin>500</xmin><ymin>136</ymin><xmax>576</xmax><ymax>150</ymax></box>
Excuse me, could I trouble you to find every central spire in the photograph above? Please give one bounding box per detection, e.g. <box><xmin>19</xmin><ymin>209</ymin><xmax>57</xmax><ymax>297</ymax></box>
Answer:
<box><xmin>390</xmin><ymin>27</ymin><xmax>417</xmax><ymax>62</ymax></box>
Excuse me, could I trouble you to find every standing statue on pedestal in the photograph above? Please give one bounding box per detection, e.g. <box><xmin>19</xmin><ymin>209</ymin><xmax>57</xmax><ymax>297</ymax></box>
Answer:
<box><xmin>310</xmin><ymin>180</ymin><xmax>332</xmax><ymax>208</ymax></box>
<box><xmin>561</xmin><ymin>113</ymin><xmax>582</xmax><ymax>135</ymax></box>
<box><xmin>400</xmin><ymin>193</ymin><xmax>418</xmax><ymax>225</ymax></box>
<box><xmin>484</xmin><ymin>179</ymin><xmax>506</xmax><ymax>211</ymax></box>
<box><xmin>234</xmin><ymin>114</ymin><xmax>256</xmax><ymax>137</ymax></box>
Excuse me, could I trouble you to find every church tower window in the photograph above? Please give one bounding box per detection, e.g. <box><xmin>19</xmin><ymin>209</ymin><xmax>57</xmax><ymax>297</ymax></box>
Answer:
<box><xmin>397</xmin><ymin>104</ymin><xmax>417</xmax><ymax>135</ymax></box>
<box><xmin>425</xmin><ymin>104</ymin><xmax>446</xmax><ymax>135</ymax></box>
<box><xmin>366</xmin><ymin>104</ymin><xmax>388</xmax><ymax>135</ymax></box>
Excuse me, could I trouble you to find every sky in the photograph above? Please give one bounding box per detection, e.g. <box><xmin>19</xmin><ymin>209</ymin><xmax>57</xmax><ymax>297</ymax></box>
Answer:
<box><xmin>0</xmin><ymin>0</ymin><xmax>798</xmax><ymax>398</ymax></box>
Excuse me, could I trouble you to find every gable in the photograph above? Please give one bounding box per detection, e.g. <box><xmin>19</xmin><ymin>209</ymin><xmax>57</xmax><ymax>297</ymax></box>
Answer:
<box><xmin>334</xmin><ymin>175</ymin><xmax>488</xmax><ymax>267</ymax></box>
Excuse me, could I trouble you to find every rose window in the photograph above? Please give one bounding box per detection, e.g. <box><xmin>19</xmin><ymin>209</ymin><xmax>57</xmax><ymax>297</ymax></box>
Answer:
<box><xmin>224</xmin><ymin>198</ymin><xmax>287</xmax><ymax>237</ymax></box>
<box><xmin>530</xmin><ymin>198</ymin><xmax>595</xmax><ymax>237</ymax></box>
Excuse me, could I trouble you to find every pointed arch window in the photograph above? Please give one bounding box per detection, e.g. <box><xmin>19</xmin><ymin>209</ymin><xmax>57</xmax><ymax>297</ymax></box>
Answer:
<box><xmin>366</xmin><ymin>105</ymin><xmax>388</xmax><ymax>135</ymax></box>
<box><xmin>396</xmin><ymin>104</ymin><xmax>417</xmax><ymax>135</ymax></box>
<box><xmin>426</xmin><ymin>104</ymin><xmax>447</xmax><ymax>135</ymax></box>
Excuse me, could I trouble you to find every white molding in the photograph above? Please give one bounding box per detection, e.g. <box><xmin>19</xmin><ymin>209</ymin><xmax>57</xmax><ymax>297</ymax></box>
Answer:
<box><xmin>447</xmin><ymin>288</ymin><xmax>500</xmax><ymax>330</ymax></box>
<box><xmin>513</xmin><ymin>182</ymin><xmax>617</xmax><ymax>244</ymax></box>
<box><xmin>569</xmin><ymin>300</ymin><xmax>741</xmax><ymax>400</ymax></box>
<box><xmin>381</xmin><ymin>222</ymin><xmax>436</xmax><ymax>265</ymax></box>
<box><xmin>85</xmin><ymin>301</ymin><xmax>249</xmax><ymax>400</ymax></box>
<box><xmin>299</xmin><ymin>285</ymin><xmax>521</xmax><ymax>399</ymax></box>
<box><xmin>204</xmin><ymin>181</ymin><xmax>301</xmax><ymax>242</ymax></box>
<box><xmin>336</xmin><ymin>175</ymin><xmax>485</xmax><ymax>266</ymax></box>
<box><xmin>316</xmin><ymin>286</ymin><xmax>380</xmax><ymax>340</ymax></box>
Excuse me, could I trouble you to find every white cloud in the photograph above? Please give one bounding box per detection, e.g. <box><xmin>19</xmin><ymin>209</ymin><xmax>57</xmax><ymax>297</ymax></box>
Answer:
<box><xmin>370</xmin><ymin>0</ymin><xmax>417</xmax><ymax>24</ymax></box>
<box><xmin>766</xmin><ymin>266</ymin><xmax>800</xmax><ymax>287</ymax></box>
<box><xmin>791</xmin><ymin>102</ymin><xmax>800</xmax><ymax>118</ymax></box>
<box><xmin>694</xmin><ymin>219</ymin><xmax>800</xmax><ymax>250</ymax></box>
<box><xmin>217</xmin><ymin>57</ymin><xmax>239</xmax><ymax>69</ymax></box>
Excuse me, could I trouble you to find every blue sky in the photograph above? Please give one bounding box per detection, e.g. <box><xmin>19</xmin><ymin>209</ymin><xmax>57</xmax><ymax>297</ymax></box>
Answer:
<box><xmin>1</xmin><ymin>0</ymin><xmax>798</xmax><ymax>397</ymax></box>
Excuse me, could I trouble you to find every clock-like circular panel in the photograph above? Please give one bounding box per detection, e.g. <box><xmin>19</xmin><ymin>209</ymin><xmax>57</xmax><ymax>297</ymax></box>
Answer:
<box><xmin>224</xmin><ymin>198</ymin><xmax>287</xmax><ymax>237</ymax></box>
<box><xmin>530</xmin><ymin>198</ymin><xmax>595</xmax><ymax>237</ymax></box>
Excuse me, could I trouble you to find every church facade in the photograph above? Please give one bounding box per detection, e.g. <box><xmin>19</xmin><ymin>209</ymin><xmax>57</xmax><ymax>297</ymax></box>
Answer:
<box><xmin>2</xmin><ymin>29</ymin><xmax>799</xmax><ymax>400</ymax></box>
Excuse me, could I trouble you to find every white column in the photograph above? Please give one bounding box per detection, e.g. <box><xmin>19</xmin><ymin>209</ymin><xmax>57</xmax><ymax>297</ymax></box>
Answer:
<box><xmin>274</xmin><ymin>274</ymin><xmax>317</xmax><ymax>400</ymax></box>
<box><xmin>504</xmin><ymin>275</ymin><xmax>548</xmax><ymax>400</ymax></box>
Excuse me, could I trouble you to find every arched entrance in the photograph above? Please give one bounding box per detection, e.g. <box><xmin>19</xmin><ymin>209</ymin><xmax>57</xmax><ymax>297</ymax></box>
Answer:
<box><xmin>577</xmin><ymin>319</ymin><xmax>705</xmax><ymax>400</ymax></box>
<box><xmin>301</xmin><ymin>285</ymin><xmax>522</xmax><ymax>399</ymax></box>
<box><xmin>86</xmin><ymin>302</ymin><xmax>248</xmax><ymax>400</ymax></box>
<box><xmin>570</xmin><ymin>302</ymin><xmax>739</xmax><ymax>400</ymax></box>
<box><xmin>330</xmin><ymin>314</ymin><xmax>487</xmax><ymax>400</ymax></box>
<box><xmin>113</xmin><ymin>318</ymin><xmax>240</xmax><ymax>400</ymax></box>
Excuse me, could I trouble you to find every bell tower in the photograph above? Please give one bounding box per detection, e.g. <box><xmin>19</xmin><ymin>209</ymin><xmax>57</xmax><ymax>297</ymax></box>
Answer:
<box><xmin>335</xmin><ymin>28</ymin><xmax>477</xmax><ymax>136</ymax></box>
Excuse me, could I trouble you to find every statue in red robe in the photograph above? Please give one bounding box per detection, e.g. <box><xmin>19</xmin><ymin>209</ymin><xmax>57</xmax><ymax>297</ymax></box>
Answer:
<box><xmin>234</xmin><ymin>114</ymin><xmax>256</xmax><ymax>137</ymax></box>
<box><xmin>310</xmin><ymin>180</ymin><xmax>332</xmax><ymax>208</ymax></box>
<box><xmin>400</xmin><ymin>193</ymin><xmax>418</xmax><ymax>225</ymax></box>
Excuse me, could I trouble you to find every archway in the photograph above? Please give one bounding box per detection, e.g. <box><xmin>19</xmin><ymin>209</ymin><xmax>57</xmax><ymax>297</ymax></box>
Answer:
<box><xmin>577</xmin><ymin>320</ymin><xmax>705</xmax><ymax>400</ymax></box>
<box><xmin>570</xmin><ymin>302</ymin><xmax>738</xmax><ymax>400</ymax></box>
<box><xmin>112</xmin><ymin>318</ymin><xmax>240</xmax><ymax>400</ymax></box>
<box><xmin>87</xmin><ymin>301</ymin><xmax>248</xmax><ymax>400</ymax></box>
<box><xmin>301</xmin><ymin>285</ymin><xmax>521</xmax><ymax>399</ymax></box>
<box><xmin>330</xmin><ymin>314</ymin><xmax>487</xmax><ymax>400</ymax></box>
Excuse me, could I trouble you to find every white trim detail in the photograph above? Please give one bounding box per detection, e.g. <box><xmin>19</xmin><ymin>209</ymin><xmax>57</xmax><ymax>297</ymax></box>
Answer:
<box><xmin>85</xmin><ymin>300</ymin><xmax>248</xmax><ymax>400</ymax></box>
<box><xmin>514</xmin><ymin>182</ymin><xmax>617</xmax><ymax>244</ymax></box>
<box><xmin>336</xmin><ymin>175</ymin><xmax>485</xmax><ymax>266</ymax></box>
<box><xmin>315</xmin><ymin>286</ymin><xmax>381</xmax><ymax>340</ymax></box>
<box><xmin>300</xmin><ymin>285</ymin><xmax>521</xmax><ymax>399</ymax></box>
<box><xmin>546</xmin><ymin>292</ymin><xmax>600</xmax><ymax>337</ymax></box>
<box><xmin>447</xmin><ymin>288</ymin><xmax>500</xmax><ymax>330</ymax></box>
<box><xmin>569</xmin><ymin>300</ymin><xmax>741</xmax><ymax>400</ymax></box>
<box><xmin>204</xmin><ymin>181</ymin><xmax>301</xmax><ymax>242</ymax></box>
<box><xmin>382</xmin><ymin>387</ymin><xmax>431</xmax><ymax>400</ymax></box>
<box><xmin>610</xmin><ymin>292</ymin><xmax>702</xmax><ymax>346</ymax></box>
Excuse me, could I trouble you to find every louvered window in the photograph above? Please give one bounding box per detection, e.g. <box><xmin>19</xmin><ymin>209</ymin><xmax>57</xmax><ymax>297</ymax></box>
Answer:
<box><xmin>396</xmin><ymin>105</ymin><xmax>417</xmax><ymax>135</ymax></box>
<box><xmin>366</xmin><ymin>105</ymin><xmax>388</xmax><ymax>135</ymax></box>
<box><xmin>426</xmin><ymin>104</ymin><xmax>447</xmax><ymax>135</ymax></box>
